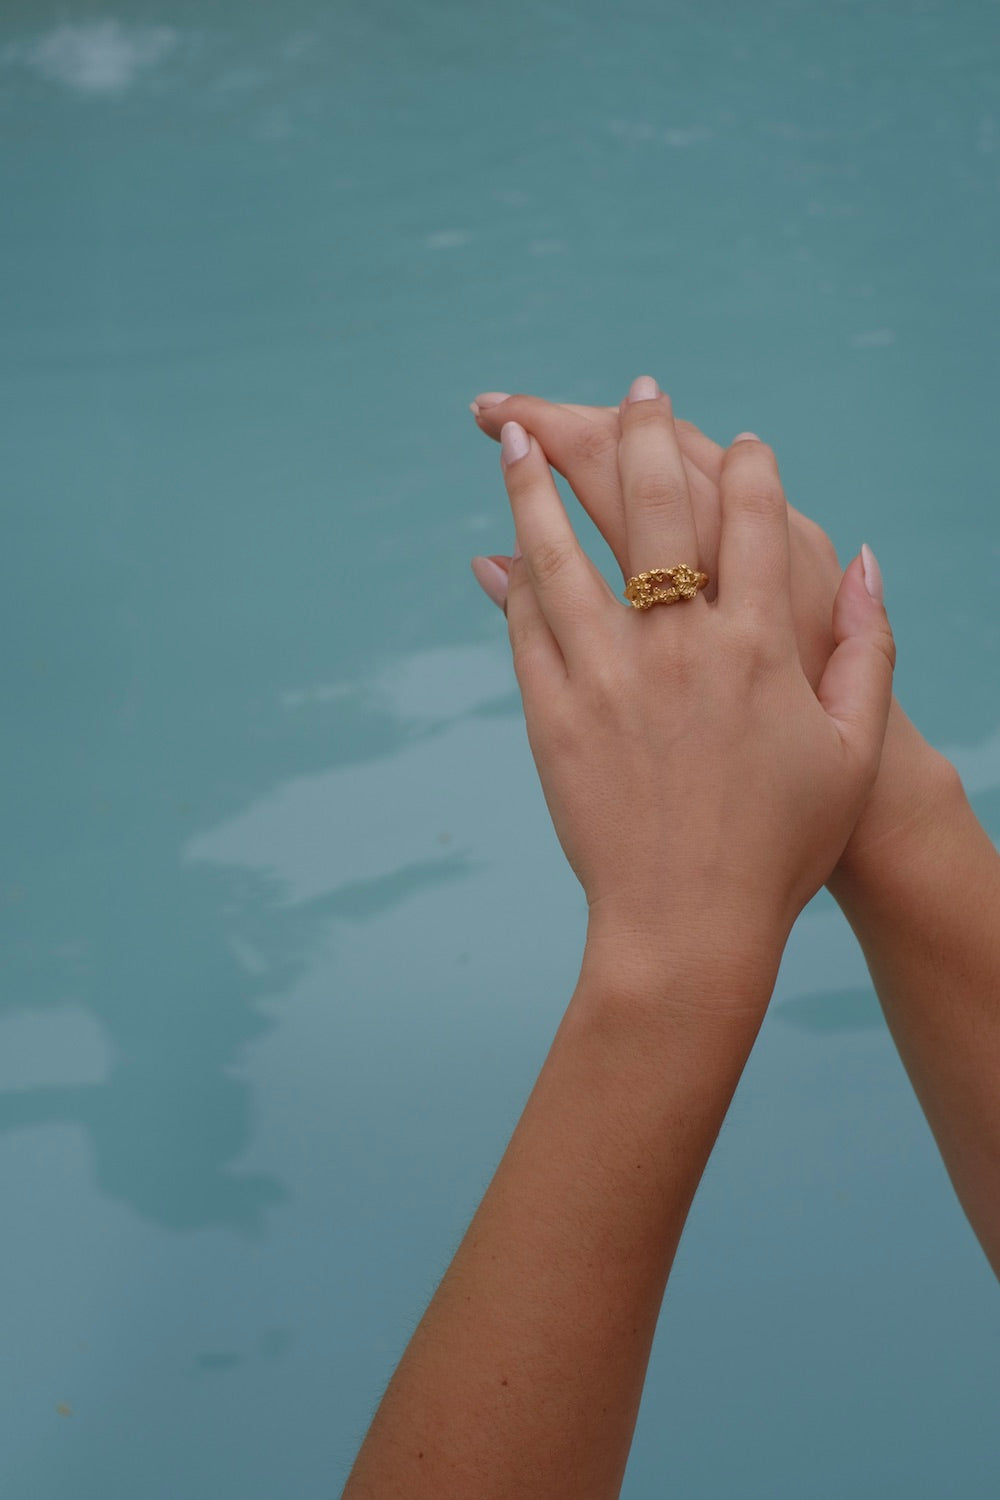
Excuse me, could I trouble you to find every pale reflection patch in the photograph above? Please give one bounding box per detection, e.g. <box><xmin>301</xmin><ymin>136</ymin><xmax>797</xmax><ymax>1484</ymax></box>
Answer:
<box><xmin>4</xmin><ymin>21</ymin><xmax>178</xmax><ymax>95</ymax></box>
<box><xmin>185</xmin><ymin>643</ymin><xmax>520</xmax><ymax>905</ymax></box>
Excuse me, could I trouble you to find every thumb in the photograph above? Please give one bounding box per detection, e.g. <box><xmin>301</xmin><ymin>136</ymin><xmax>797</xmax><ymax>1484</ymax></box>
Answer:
<box><xmin>470</xmin><ymin>554</ymin><xmax>511</xmax><ymax>612</ymax></box>
<box><xmin>816</xmin><ymin>544</ymin><xmax>896</xmax><ymax>767</ymax></box>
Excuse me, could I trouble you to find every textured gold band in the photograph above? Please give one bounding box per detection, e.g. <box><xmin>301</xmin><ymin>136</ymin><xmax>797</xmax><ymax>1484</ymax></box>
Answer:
<box><xmin>624</xmin><ymin>564</ymin><xmax>709</xmax><ymax>610</ymax></box>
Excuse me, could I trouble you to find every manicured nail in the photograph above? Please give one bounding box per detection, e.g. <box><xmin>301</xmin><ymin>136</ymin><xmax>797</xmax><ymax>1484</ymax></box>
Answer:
<box><xmin>470</xmin><ymin>556</ymin><xmax>510</xmax><ymax>610</ymax></box>
<box><xmin>471</xmin><ymin>391</ymin><xmax>511</xmax><ymax>415</ymax></box>
<box><xmin>732</xmin><ymin>431</ymin><xmax>761</xmax><ymax>443</ymax></box>
<box><xmin>861</xmin><ymin>542</ymin><xmax>884</xmax><ymax>604</ymax></box>
<box><xmin>628</xmin><ymin>375</ymin><xmax>660</xmax><ymax>402</ymax></box>
<box><xmin>500</xmin><ymin>421</ymin><xmax>530</xmax><ymax>466</ymax></box>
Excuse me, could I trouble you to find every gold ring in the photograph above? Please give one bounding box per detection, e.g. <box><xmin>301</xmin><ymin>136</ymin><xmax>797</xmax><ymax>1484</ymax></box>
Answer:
<box><xmin>624</xmin><ymin>564</ymin><xmax>709</xmax><ymax>610</ymax></box>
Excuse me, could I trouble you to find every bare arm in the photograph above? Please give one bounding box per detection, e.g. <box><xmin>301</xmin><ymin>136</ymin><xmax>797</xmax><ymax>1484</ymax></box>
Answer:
<box><xmin>345</xmin><ymin>938</ymin><xmax>774</xmax><ymax>1499</ymax></box>
<box><xmin>346</xmin><ymin>384</ymin><xmax>893</xmax><ymax>1497</ymax></box>
<box><xmin>829</xmin><ymin>704</ymin><xmax>1000</xmax><ymax>1274</ymax></box>
<box><xmin>471</xmin><ymin>392</ymin><xmax>1000</xmax><ymax>1276</ymax></box>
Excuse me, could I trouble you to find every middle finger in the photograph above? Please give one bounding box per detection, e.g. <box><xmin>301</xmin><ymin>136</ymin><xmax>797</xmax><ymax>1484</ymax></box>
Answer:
<box><xmin>617</xmin><ymin>377</ymin><xmax>700</xmax><ymax>580</ymax></box>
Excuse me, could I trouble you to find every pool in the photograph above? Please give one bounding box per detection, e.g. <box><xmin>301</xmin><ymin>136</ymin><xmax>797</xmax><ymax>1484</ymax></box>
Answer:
<box><xmin>2</xmin><ymin>2</ymin><xmax>998</xmax><ymax>1495</ymax></box>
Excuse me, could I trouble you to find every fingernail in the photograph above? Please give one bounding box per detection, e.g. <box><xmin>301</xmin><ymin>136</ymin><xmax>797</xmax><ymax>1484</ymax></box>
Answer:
<box><xmin>861</xmin><ymin>542</ymin><xmax>884</xmax><ymax>603</ymax></box>
<box><xmin>627</xmin><ymin>375</ymin><xmax>660</xmax><ymax>403</ymax></box>
<box><xmin>471</xmin><ymin>391</ymin><xmax>511</xmax><ymax>415</ymax></box>
<box><xmin>500</xmin><ymin>421</ymin><xmax>530</xmax><ymax>466</ymax></box>
<box><xmin>470</xmin><ymin>556</ymin><xmax>510</xmax><ymax>610</ymax></box>
<box><xmin>512</xmin><ymin>537</ymin><xmax>522</xmax><ymax>560</ymax></box>
<box><xmin>732</xmin><ymin>431</ymin><xmax>761</xmax><ymax>443</ymax></box>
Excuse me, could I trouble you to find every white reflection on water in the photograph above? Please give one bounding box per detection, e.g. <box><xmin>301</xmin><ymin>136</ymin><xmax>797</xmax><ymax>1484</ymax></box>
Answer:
<box><xmin>186</xmin><ymin>641</ymin><xmax>1000</xmax><ymax>997</ymax></box>
<box><xmin>184</xmin><ymin>642</ymin><xmax>520</xmax><ymax>904</ymax></box>
<box><xmin>279</xmin><ymin>644</ymin><xmax>512</xmax><ymax>724</ymax></box>
<box><xmin>4</xmin><ymin>20</ymin><xmax>178</xmax><ymax>95</ymax></box>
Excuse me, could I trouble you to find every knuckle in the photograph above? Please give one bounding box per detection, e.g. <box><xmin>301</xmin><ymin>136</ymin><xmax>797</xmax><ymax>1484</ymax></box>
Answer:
<box><xmin>587</xmin><ymin>655</ymin><xmax>624</xmax><ymax>711</ymax></box>
<box><xmin>575</xmin><ymin>422</ymin><xmax>618</xmax><ymax>465</ymax></box>
<box><xmin>629</xmin><ymin>469</ymin><xmax>685</xmax><ymax>510</ymax></box>
<box><xmin>735</xmin><ymin>478</ymin><xmax>783</xmax><ymax>521</ymax></box>
<box><xmin>876</xmin><ymin>621</ymin><xmax>897</xmax><ymax>672</ymax></box>
<box><xmin>482</xmin><ymin>394</ymin><xmax>529</xmax><ymax>430</ymax></box>
<box><xmin>623</xmin><ymin>396</ymin><xmax>666</xmax><ymax>431</ymax></box>
<box><xmin>726</xmin><ymin>613</ymin><xmax>760</xmax><ymax>660</ymax></box>
<box><xmin>507</xmin><ymin>620</ymin><xmax>541</xmax><ymax>676</ymax></box>
<box><xmin>529</xmin><ymin>536</ymin><xmax>575</xmax><ymax>586</ymax></box>
<box><xmin>727</xmin><ymin>608</ymin><xmax>784</xmax><ymax>669</ymax></box>
<box><xmin>655</xmin><ymin>641</ymin><xmax>700</xmax><ymax>693</ymax></box>
<box><xmin>545</xmin><ymin>697</ymin><xmax>580</xmax><ymax>755</ymax></box>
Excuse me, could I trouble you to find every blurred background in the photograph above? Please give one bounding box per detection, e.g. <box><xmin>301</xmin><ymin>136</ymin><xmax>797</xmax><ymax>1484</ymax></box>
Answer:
<box><xmin>1</xmin><ymin>2</ymin><xmax>998</xmax><ymax>1495</ymax></box>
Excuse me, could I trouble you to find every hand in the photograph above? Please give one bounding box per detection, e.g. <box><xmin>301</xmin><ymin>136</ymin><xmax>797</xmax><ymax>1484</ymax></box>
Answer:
<box><xmin>471</xmin><ymin>389</ymin><xmax>944</xmax><ymax>892</ymax></box>
<box><xmin>471</xmin><ymin>391</ymin><xmax>841</xmax><ymax>687</ymax></box>
<box><xmin>494</xmin><ymin>379</ymin><xmax>895</xmax><ymax>983</ymax></box>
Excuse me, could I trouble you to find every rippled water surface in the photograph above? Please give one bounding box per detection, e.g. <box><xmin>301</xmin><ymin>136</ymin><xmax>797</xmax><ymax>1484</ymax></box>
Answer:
<box><xmin>2</xmin><ymin>2</ymin><xmax>998</xmax><ymax>1495</ymax></box>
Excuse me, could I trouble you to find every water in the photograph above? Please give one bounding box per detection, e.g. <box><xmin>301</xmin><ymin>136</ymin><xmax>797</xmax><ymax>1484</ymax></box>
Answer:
<box><xmin>2</xmin><ymin>2</ymin><xmax>998</xmax><ymax>1495</ymax></box>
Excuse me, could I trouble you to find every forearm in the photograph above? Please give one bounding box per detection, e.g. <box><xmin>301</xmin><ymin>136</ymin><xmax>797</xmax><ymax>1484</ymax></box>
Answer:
<box><xmin>343</xmin><ymin>928</ymin><xmax>779</xmax><ymax>1500</ymax></box>
<box><xmin>830</xmin><ymin>712</ymin><xmax>1000</xmax><ymax>1273</ymax></box>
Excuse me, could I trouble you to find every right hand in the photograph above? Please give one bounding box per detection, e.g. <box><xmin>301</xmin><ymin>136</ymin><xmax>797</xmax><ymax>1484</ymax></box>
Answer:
<box><xmin>470</xmin><ymin>391</ymin><xmax>948</xmax><ymax>892</ymax></box>
<box><xmin>471</xmin><ymin>392</ymin><xmax>844</xmax><ymax>686</ymax></box>
<box><xmin>490</xmin><ymin>383</ymin><xmax>896</xmax><ymax>962</ymax></box>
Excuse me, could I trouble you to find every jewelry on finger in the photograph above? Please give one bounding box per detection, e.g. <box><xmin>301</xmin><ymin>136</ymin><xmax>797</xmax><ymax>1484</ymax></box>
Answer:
<box><xmin>624</xmin><ymin>564</ymin><xmax>709</xmax><ymax>610</ymax></box>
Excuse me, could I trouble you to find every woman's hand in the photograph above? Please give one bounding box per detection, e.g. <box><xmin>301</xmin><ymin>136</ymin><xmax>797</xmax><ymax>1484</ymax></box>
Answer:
<box><xmin>346</xmin><ymin>382</ymin><xmax>895</xmax><ymax>1500</ymax></box>
<box><xmin>471</xmin><ymin>390</ymin><xmax>944</xmax><ymax>894</ymax></box>
<box><xmin>494</xmin><ymin>378</ymin><xmax>895</xmax><ymax>981</ymax></box>
<box><xmin>471</xmin><ymin>391</ymin><xmax>843</xmax><ymax>685</ymax></box>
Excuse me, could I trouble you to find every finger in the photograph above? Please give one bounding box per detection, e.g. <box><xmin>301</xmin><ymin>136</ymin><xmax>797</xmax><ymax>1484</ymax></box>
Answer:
<box><xmin>674</xmin><ymin>425</ymin><xmax>722</xmax><ymax>599</ymax></box>
<box><xmin>500</xmin><ymin>421</ymin><xmax>618</xmax><ymax>665</ymax></box>
<box><xmin>505</xmin><ymin>543</ymin><xmax>565</xmax><ymax>696</ymax></box>
<box><xmin>675</xmin><ymin>418</ymin><xmax>724</xmax><ymax>484</ymax></box>
<box><xmin>474</xmin><ymin>395</ymin><xmax>724</xmax><ymax>491</ymax></box>
<box><xmin>617</xmin><ymin>377</ymin><xmax>700</xmax><ymax>580</ymax></box>
<box><xmin>716</xmin><ymin>434</ymin><xmax>793</xmax><ymax>621</ymax></box>
<box><xmin>472</xmin><ymin>393</ymin><xmax>618</xmax><ymax>424</ymax></box>
<box><xmin>470</xmin><ymin>555</ymin><xmax>510</xmax><ymax>612</ymax></box>
<box><xmin>473</xmin><ymin>394</ymin><xmax>716</xmax><ymax>581</ymax></box>
<box><xmin>816</xmin><ymin>547</ymin><xmax>895</xmax><ymax>772</ymax></box>
<box><xmin>475</xmin><ymin>395</ymin><xmax>629</xmax><ymax>566</ymax></box>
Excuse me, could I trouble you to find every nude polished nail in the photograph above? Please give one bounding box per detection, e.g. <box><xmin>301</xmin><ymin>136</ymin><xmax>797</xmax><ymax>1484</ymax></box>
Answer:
<box><xmin>861</xmin><ymin>542</ymin><xmax>884</xmax><ymax>603</ymax></box>
<box><xmin>628</xmin><ymin>375</ymin><xmax>660</xmax><ymax>402</ymax></box>
<box><xmin>470</xmin><ymin>556</ymin><xmax>510</xmax><ymax>610</ymax></box>
<box><xmin>500</xmin><ymin>421</ymin><xmax>530</xmax><ymax>465</ymax></box>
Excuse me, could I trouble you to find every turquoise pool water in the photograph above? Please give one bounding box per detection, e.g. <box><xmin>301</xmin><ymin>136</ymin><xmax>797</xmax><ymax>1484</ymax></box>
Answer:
<box><xmin>2</xmin><ymin>2</ymin><xmax>998</xmax><ymax>1495</ymax></box>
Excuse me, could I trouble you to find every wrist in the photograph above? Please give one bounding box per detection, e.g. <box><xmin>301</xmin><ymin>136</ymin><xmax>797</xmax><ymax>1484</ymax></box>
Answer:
<box><xmin>829</xmin><ymin>701</ymin><xmax>968</xmax><ymax>908</ymax></box>
<box><xmin>579</xmin><ymin>897</ymin><xmax>786</xmax><ymax>1029</ymax></box>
